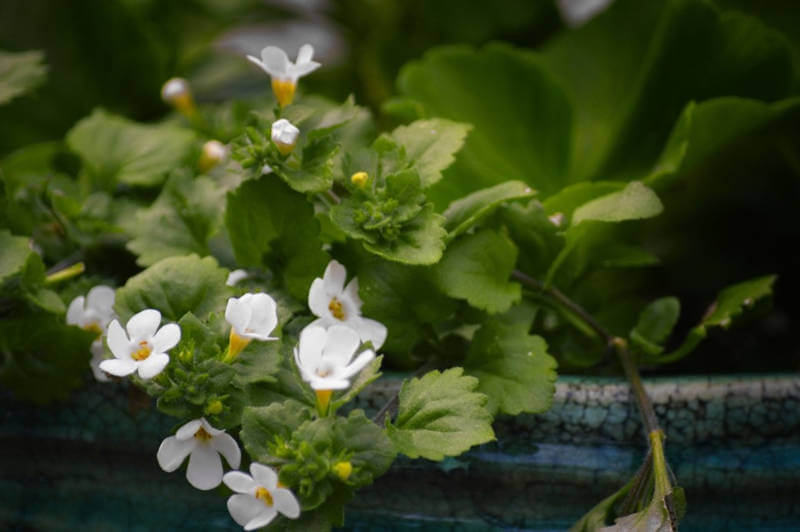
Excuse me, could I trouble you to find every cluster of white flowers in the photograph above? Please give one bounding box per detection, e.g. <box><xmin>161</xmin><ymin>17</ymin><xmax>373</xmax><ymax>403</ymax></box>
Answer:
<box><xmin>66</xmin><ymin>285</ymin><xmax>116</xmax><ymax>382</ymax></box>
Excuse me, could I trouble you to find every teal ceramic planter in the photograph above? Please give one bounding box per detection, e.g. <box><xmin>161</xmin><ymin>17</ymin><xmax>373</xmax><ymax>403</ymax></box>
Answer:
<box><xmin>2</xmin><ymin>374</ymin><xmax>799</xmax><ymax>530</ymax></box>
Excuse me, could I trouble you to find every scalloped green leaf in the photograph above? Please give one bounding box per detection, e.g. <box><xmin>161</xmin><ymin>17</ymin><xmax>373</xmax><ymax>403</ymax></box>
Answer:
<box><xmin>241</xmin><ymin>400</ymin><xmax>314</xmax><ymax>462</ymax></box>
<box><xmin>572</xmin><ymin>182</ymin><xmax>663</xmax><ymax>226</ymax></box>
<box><xmin>388</xmin><ymin>118</ymin><xmax>471</xmax><ymax>187</ymax></box>
<box><xmin>434</xmin><ymin>229</ymin><xmax>520</xmax><ymax>313</ymax></box>
<box><xmin>386</xmin><ymin>367</ymin><xmax>495</xmax><ymax>460</ymax></box>
<box><xmin>272</xmin><ymin>135</ymin><xmax>339</xmax><ymax>193</ymax></box>
<box><xmin>444</xmin><ymin>180</ymin><xmax>536</xmax><ymax>239</ymax></box>
<box><xmin>362</xmin><ymin>204</ymin><xmax>447</xmax><ymax>265</ymax></box>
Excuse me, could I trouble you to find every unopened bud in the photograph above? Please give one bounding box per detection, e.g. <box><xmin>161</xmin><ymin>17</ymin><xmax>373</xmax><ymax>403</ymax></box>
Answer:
<box><xmin>332</xmin><ymin>461</ymin><xmax>353</xmax><ymax>481</ymax></box>
<box><xmin>271</xmin><ymin>119</ymin><xmax>300</xmax><ymax>156</ymax></box>
<box><xmin>161</xmin><ymin>77</ymin><xmax>195</xmax><ymax>117</ymax></box>
<box><xmin>198</xmin><ymin>140</ymin><xmax>228</xmax><ymax>172</ymax></box>
<box><xmin>548</xmin><ymin>212</ymin><xmax>565</xmax><ymax>227</ymax></box>
<box><xmin>351</xmin><ymin>171</ymin><xmax>368</xmax><ymax>187</ymax></box>
<box><xmin>205</xmin><ymin>399</ymin><xmax>223</xmax><ymax>415</ymax></box>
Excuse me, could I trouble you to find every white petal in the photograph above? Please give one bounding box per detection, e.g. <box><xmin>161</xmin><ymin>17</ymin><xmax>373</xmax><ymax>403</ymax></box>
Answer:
<box><xmin>296</xmin><ymin>325</ymin><xmax>326</xmax><ymax>369</ymax></box>
<box><xmin>223</xmin><ymin>471</ymin><xmax>257</xmax><ymax>494</ymax></box>
<box><xmin>151</xmin><ymin>323</ymin><xmax>181</xmax><ymax>352</ymax></box>
<box><xmin>99</xmin><ymin>358</ymin><xmax>137</xmax><ymax>377</ymax></box>
<box><xmin>246</xmin><ymin>54</ymin><xmax>267</xmax><ymax>73</ymax></box>
<box><xmin>126</xmin><ymin>309</ymin><xmax>161</xmax><ymax>340</ymax></box>
<box><xmin>245</xmin><ymin>508</ymin><xmax>278</xmax><ymax>531</ymax></box>
<box><xmin>323</xmin><ymin>260</ymin><xmax>347</xmax><ymax>294</ymax></box>
<box><xmin>247</xmin><ymin>293</ymin><xmax>278</xmax><ymax>337</ymax></box>
<box><xmin>106</xmin><ymin>320</ymin><xmax>130</xmax><ymax>359</ymax></box>
<box><xmin>225</xmin><ymin>297</ymin><xmax>251</xmax><ymax>336</ymax></box>
<box><xmin>260</xmin><ymin>46</ymin><xmax>290</xmax><ymax>77</ymax></box>
<box><xmin>273</xmin><ymin>488</ymin><xmax>301</xmax><ymax>518</ymax></box>
<box><xmin>357</xmin><ymin>317</ymin><xmax>387</xmax><ymax>350</ymax></box>
<box><xmin>157</xmin><ymin>436</ymin><xmax>195</xmax><ymax>472</ymax></box>
<box><xmin>137</xmin><ymin>353</ymin><xmax>169</xmax><ymax>380</ymax></box>
<box><xmin>86</xmin><ymin>285</ymin><xmax>115</xmax><ymax>314</ymax></box>
<box><xmin>211</xmin><ymin>432</ymin><xmax>241</xmax><ymax>469</ymax></box>
<box><xmin>186</xmin><ymin>445</ymin><xmax>223</xmax><ymax>490</ymax></box>
<box><xmin>322</xmin><ymin>325</ymin><xmax>360</xmax><ymax>368</ymax></box>
<box><xmin>250</xmin><ymin>462</ymin><xmax>279</xmax><ymax>489</ymax></box>
<box><xmin>296</xmin><ymin>43</ymin><xmax>314</xmax><ymax>65</ymax></box>
<box><xmin>228</xmin><ymin>494</ymin><xmax>263</xmax><ymax>527</ymax></box>
<box><xmin>226</xmin><ymin>269</ymin><xmax>249</xmax><ymax>286</ymax></box>
<box><xmin>310</xmin><ymin>377</ymin><xmax>350</xmax><ymax>390</ymax></box>
<box><xmin>308</xmin><ymin>278</ymin><xmax>328</xmax><ymax>317</ymax></box>
<box><xmin>338</xmin><ymin>349</ymin><xmax>375</xmax><ymax>379</ymax></box>
<box><xmin>66</xmin><ymin>296</ymin><xmax>85</xmax><ymax>326</ymax></box>
<box><xmin>294</xmin><ymin>348</ymin><xmax>315</xmax><ymax>383</ymax></box>
<box><xmin>343</xmin><ymin>278</ymin><xmax>363</xmax><ymax>310</ymax></box>
<box><xmin>176</xmin><ymin>419</ymin><xmax>204</xmax><ymax>440</ymax></box>
<box><xmin>288</xmin><ymin>60</ymin><xmax>321</xmax><ymax>80</ymax></box>
<box><xmin>198</xmin><ymin>417</ymin><xmax>225</xmax><ymax>437</ymax></box>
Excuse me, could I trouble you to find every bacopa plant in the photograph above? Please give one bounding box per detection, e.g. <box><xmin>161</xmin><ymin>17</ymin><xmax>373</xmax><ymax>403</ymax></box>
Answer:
<box><xmin>1</xmin><ymin>0</ymin><xmax>797</xmax><ymax>529</ymax></box>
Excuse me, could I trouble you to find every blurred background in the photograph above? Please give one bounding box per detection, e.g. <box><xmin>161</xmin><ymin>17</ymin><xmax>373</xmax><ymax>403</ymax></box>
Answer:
<box><xmin>1</xmin><ymin>0</ymin><xmax>799</xmax><ymax>375</ymax></box>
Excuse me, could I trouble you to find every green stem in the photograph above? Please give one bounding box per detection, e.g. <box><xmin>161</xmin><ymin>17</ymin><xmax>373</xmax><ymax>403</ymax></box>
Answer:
<box><xmin>45</xmin><ymin>261</ymin><xmax>85</xmax><ymax>284</ymax></box>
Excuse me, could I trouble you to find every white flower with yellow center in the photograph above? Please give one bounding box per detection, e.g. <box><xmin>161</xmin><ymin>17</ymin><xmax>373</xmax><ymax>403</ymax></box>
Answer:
<box><xmin>294</xmin><ymin>324</ymin><xmax>375</xmax><ymax>413</ymax></box>
<box><xmin>157</xmin><ymin>417</ymin><xmax>241</xmax><ymax>491</ymax></box>
<box><xmin>224</xmin><ymin>293</ymin><xmax>279</xmax><ymax>362</ymax></box>
<box><xmin>246</xmin><ymin>44</ymin><xmax>320</xmax><ymax>107</ymax></box>
<box><xmin>67</xmin><ymin>285</ymin><xmax>116</xmax><ymax>382</ymax></box>
<box><xmin>198</xmin><ymin>140</ymin><xmax>228</xmax><ymax>172</ymax></box>
<box><xmin>223</xmin><ymin>463</ymin><xmax>300</xmax><ymax>530</ymax></box>
<box><xmin>160</xmin><ymin>77</ymin><xmax>195</xmax><ymax>116</ymax></box>
<box><xmin>99</xmin><ymin>309</ymin><xmax>180</xmax><ymax>379</ymax></box>
<box><xmin>308</xmin><ymin>260</ymin><xmax>387</xmax><ymax>349</ymax></box>
<box><xmin>270</xmin><ymin>118</ymin><xmax>300</xmax><ymax>156</ymax></box>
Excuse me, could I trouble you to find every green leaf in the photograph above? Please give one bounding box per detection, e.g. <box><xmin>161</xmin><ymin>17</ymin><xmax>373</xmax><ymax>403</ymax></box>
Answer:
<box><xmin>241</xmin><ymin>400</ymin><xmax>314</xmax><ymax>463</ymax></box>
<box><xmin>66</xmin><ymin>109</ymin><xmax>196</xmax><ymax>187</ymax></box>
<box><xmin>330</xmin><ymin>355</ymin><xmax>383</xmax><ymax>413</ymax></box>
<box><xmin>434</xmin><ymin>229</ymin><xmax>521</xmax><ymax>313</ymax></box>
<box><xmin>115</xmin><ymin>254</ymin><xmax>230</xmax><ymax>323</ymax></box>
<box><xmin>233</xmin><ymin>338</ymin><xmax>282</xmax><ymax>385</ymax></box>
<box><xmin>358</xmin><ymin>258</ymin><xmax>456</xmax><ymax>356</ymax></box>
<box><xmin>443</xmin><ymin>180</ymin><xmax>536</xmax><ymax>239</ymax></box>
<box><xmin>272</xmin><ymin>135</ymin><xmax>339</xmax><ymax>194</ymax></box>
<box><xmin>646</xmin><ymin>97</ymin><xmax>800</xmax><ymax>189</ymax></box>
<box><xmin>572</xmin><ymin>182</ymin><xmax>663</xmax><ymax>226</ymax></box>
<box><xmin>465</xmin><ymin>315</ymin><xmax>558</xmax><ymax>416</ymax></box>
<box><xmin>393</xmin><ymin>43</ymin><xmax>572</xmax><ymax>206</ymax></box>
<box><xmin>0</xmin><ymin>315</ymin><xmax>95</xmax><ymax>404</ymax></box>
<box><xmin>569</xmin><ymin>477</ymin><xmax>634</xmax><ymax>532</ymax></box>
<box><xmin>125</xmin><ymin>171</ymin><xmax>225</xmax><ymax>266</ymax></box>
<box><xmin>542</xmin><ymin>181</ymin><xmax>626</xmax><ymax>220</ymax></box>
<box><xmin>0</xmin><ymin>50</ymin><xmax>46</xmax><ymax>105</ymax></box>
<box><xmin>225</xmin><ymin>176</ymin><xmax>329</xmax><ymax>300</ymax></box>
<box><xmin>630</xmin><ymin>297</ymin><xmax>680</xmax><ymax>356</ymax></box>
<box><xmin>388</xmin><ymin>118</ymin><xmax>471</xmax><ymax>187</ymax></box>
<box><xmin>362</xmin><ymin>204</ymin><xmax>447</xmax><ymax>265</ymax></box>
<box><xmin>386</xmin><ymin>367</ymin><xmax>495</xmax><ymax>460</ymax></box>
<box><xmin>540</xmin><ymin>0</ymin><xmax>795</xmax><ymax>181</ymax></box>
<box><xmin>500</xmin><ymin>199</ymin><xmax>564</xmax><ymax>277</ymax></box>
<box><xmin>0</xmin><ymin>230</ymin><xmax>33</xmax><ymax>284</ymax></box>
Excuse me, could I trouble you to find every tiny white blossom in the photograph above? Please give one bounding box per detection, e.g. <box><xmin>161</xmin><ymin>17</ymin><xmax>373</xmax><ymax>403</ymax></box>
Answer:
<box><xmin>100</xmin><ymin>309</ymin><xmax>180</xmax><ymax>380</ymax></box>
<box><xmin>226</xmin><ymin>269</ymin><xmax>250</xmax><ymax>287</ymax></box>
<box><xmin>199</xmin><ymin>140</ymin><xmax>228</xmax><ymax>172</ymax></box>
<box><xmin>308</xmin><ymin>260</ymin><xmax>387</xmax><ymax>349</ymax></box>
<box><xmin>66</xmin><ymin>285</ymin><xmax>115</xmax><ymax>335</ymax></box>
<box><xmin>157</xmin><ymin>418</ymin><xmax>241</xmax><ymax>491</ymax></box>
<box><xmin>294</xmin><ymin>324</ymin><xmax>375</xmax><ymax>391</ymax></box>
<box><xmin>161</xmin><ymin>77</ymin><xmax>190</xmax><ymax>102</ymax></box>
<box><xmin>246</xmin><ymin>44</ymin><xmax>320</xmax><ymax>107</ymax></box>
<box><xmin>223</xmin><ymin>463</ymin><xmax>300</xmax><ymax>530</ymax></box>
<box><xmin>225</xmin><ymin>293</ymin><xmax>279</xmax><ymax>342</ymax></box>
<box><xmin>271</xmin><ymin>118</ymin><xmax>300</xmax><ymax>155</ymax></box>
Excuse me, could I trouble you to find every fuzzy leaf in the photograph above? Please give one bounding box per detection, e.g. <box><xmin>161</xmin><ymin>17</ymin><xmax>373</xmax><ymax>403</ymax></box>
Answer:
<box><xmin>434</xmin><ymin>229</ymin><xmax>520</xmax><ymax>313</ymax></box>
<box><xmin>114</xmin><ymin>254</ymin><xmax>230</xmax><ymax>322</ymax></box>
<box><xmin>0</xmin><ymin>50</ymin><xmax>46</xmax><ymax>105</ymax></box>
<box><xmin>444</xmin><ymin>180</ymin><xmax>536</xmax><ymax>239</ymax></box>
<box><xmin>388</xmin><ymin>118</ymin><xmax>471</xmax><ymax>187</ymax></box>
<box><xmin>66</xmin><ymin>109</ymin><xmax>196</xmax><ymax>187</ymax></box>
<box><xmin>386</xmin><ymin>367</ymin><xmax>495</xmax><ymax>460</ymax></box>
<box><xmin>465</xmin><ymin>316</ymin><xmax>558</xmax><ymax>416</ymax></box>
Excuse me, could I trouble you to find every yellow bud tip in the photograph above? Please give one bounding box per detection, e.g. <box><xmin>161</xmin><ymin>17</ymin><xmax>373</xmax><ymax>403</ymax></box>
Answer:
<box><xmin>161</xmin><ymin>77</ymin><xmax>195</xmax><ymax>117</ymax></box>
<box><xmin>223</xmin><ymin>330</ymin><xmax>251</xmax><ymax>363</ymax></box>
<box><xmin>332</xmin><ymin>461</ymin><xmax>353</xmax><ymax>481</ymax></box>
<box><xmin>315</xmin><ymin>389</ymin><xmax>333</xmax><ymax>414</ymax></box>
<box><xmin>350</xmin><ymin>171</ymin><xmax>368</xmax><ymax>187</ymax></box>
<box><xmin>198</xmin><ymin>140</ymin><xmax>227</xmax><ymax>172</ymax></box>
<box><xmin>271</xmin><ymin>78</ymin><xmax>296</xmax><ymax>108</ymax></box>
<box><xmin>205</xmin><ymin>400</ymin><xmax>223</xmax><ymax>415</ymax></box>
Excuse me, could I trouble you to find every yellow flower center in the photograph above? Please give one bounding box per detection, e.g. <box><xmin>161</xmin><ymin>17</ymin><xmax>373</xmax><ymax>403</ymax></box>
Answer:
<box><xmin>328</xmin><ymin>298</ymin><xmax>345</xmax><ymax>320</ymax></box>
<box><xmin>194</xmin><ymin>426</ymin><xmax>213</xmax><ymax>442</ymax></box>
<box><xmin>255</xmin><ymin>486</ymin><xmax>274</xmax><ymax>506</ymax></box>
<box><xmin>131</xmin><ymin>341</ymin><xmax>152</xmax><ymax>361</ymax></box>
<box><xmin>271</xmin><ymin>78</ymin><xmax>296</xmax><ymax>108</ymax></box>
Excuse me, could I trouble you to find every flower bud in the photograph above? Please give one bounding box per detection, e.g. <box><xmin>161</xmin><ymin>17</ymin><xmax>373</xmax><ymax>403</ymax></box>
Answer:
<box><xmin>350</xmin><ymin>171</ymin><xmax>368</xmax><ymax>188</ymax></box>
<box><xmin>271</xmin><ymin>119</ymin><xmax>300</xmax><ymax>156</ymax></box>
<box><xmin>332</xmin><ymin>461</ymin><xmax>353</xmax><ymax>481</ymax></box>
<box><xmin>205</xmin><ymin>399</ymin><xmax>224</xmax><ymax>415</ymax></box>
<box><xmin>198</xmin><ymin>140</ymin><xmax>228</xmax><ymax>172</ymax></box>
<box><xmin>161</xmin><ymin>77</ymin><xmax>195</xmax><ymax>117</ymax></box>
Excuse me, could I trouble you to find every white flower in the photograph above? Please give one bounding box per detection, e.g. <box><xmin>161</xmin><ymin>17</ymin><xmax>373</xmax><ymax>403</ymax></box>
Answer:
<box><xmin>100</xmin><ymin>309</ymin><xmax>180</xmax><ymax>379</ymax></box>
<box><xmin>246</xmin><ymin>44</ymin><xmax>320</xmax><ymax>107</ymax></box>
<box><xmin>270</xmin><ymin>118</ymin><xmax>300</xmax><ymax>156</ymax></box>
<box><xmin>226</xmin><ymin>269</ymin><xmax>250</xmax><ymax>287</ymax></box>
<box><xmin>223</xmin><ymin>463</ymin><xmax>300</xmax><ymax>530</ymax></box>
<box><xmin>294</xmin><ymin>324</ymin><xmax>375</xmax><ymax>391</ymax></box>
<box><xmin>89</xmin><ymin>341</ymin><xmax>110</xmax><ymax>383</ymax></box>
<box><xmin>66</xmin><ymin>285</ymin><xmax>115</xmax><ymax>336</ymax></box>
<box><xmin>199</xmin><ymin>140</ymin><xmax>228</xmax><ymax>172</ymax></box>
<box><xmin>160</xmin><ymin>77</ymin><xmax>195</xmax><ymax>116</ymax></box>
<box><xmin>308</xmin><ymin>260</ymin><xmax>387</xmax><ymax>349</ymax></box>
<box><xmin>225</xmin><ymin>293</ymin><xmax>279</xmax><ymax>342</ymax></box>
<box><xmin>157</xmin><ymin>418</ymin><xmax>241</xmax><ymax>491</ymax></box>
